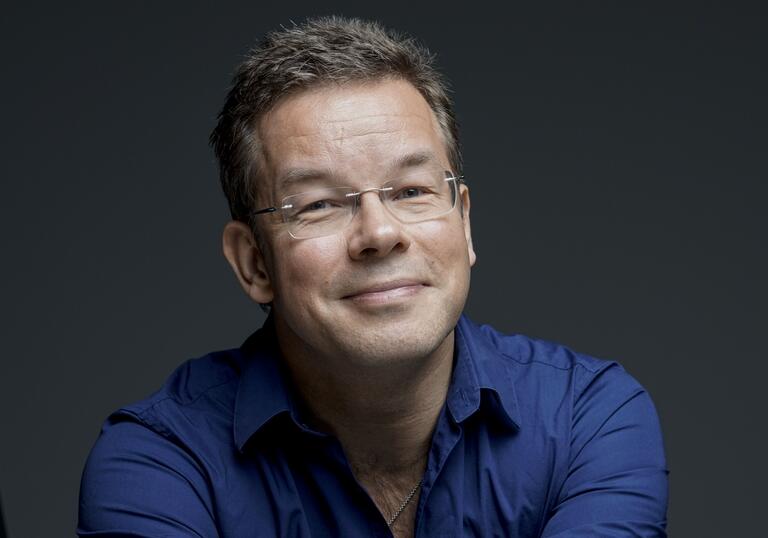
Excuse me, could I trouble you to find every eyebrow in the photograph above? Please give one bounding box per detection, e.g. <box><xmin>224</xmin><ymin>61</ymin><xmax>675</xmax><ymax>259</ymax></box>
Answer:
<box><xmin>276</xmin><ymin>150</ymin><xmax>441</xmax><ymax>191</ymax></box>
<box><xmin>391</xmin><ymin>150</ymin><xmax>439</xmax><ymax>170</ymax></box>
<box><xmin>277</xmin><ymin>168</ymin><xmax>334</xmax><ymax>191</ymax></box>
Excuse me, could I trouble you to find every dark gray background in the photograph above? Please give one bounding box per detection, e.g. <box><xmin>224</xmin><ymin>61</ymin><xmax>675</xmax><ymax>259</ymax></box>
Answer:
<box><xmin>1</xmin><ymin>2</ymin><xmax>766</xmax><ymax>537</ymax></box>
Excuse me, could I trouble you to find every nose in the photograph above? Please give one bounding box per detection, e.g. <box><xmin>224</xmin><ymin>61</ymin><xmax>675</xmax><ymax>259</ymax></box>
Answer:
<box><xmin>346</xmin><ymin>190</ymin><xmax>411</xmax><ymax>260</ymax></box>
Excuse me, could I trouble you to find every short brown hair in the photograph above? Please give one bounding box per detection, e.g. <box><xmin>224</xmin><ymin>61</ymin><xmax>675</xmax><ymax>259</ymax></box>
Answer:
<box><xmin>209</xmin><ymin>16</ymin><xmax>462</xmax><ymax>223</ymax></box>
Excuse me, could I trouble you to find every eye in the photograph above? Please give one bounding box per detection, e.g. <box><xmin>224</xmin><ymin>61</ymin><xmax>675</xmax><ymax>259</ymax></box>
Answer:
<box><xmin>305</xmin><ymin>200</ymin><xmax>331</xmax><ymax>211</ymax></box>
<box><xmin>295</xmin><ymin>197</ymin><xmax>347</xmax><ymax>216</ymax></box>
<box><xmin>395</xmin><ymin>186</ymin><xmax>426</xmax><ymax>199</ymax></box>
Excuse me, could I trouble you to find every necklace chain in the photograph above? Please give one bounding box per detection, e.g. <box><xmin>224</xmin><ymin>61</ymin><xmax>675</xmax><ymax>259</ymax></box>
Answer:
<box><xmin>386</xmin><ymin>479</ymin><xmax>422</xmax><ymax>528</ymax></box>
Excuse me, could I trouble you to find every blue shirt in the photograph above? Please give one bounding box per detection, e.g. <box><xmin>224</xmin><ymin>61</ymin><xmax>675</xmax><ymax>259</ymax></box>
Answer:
<box><xmin>78</xmin><ymin>315</ymin><xmax>668</xmax><ymax>537</ymax></box>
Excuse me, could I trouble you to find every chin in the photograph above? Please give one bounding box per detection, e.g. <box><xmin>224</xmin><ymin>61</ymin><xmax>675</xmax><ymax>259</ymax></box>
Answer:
<box><xmin>330</xmin><ymin>312</ymin><xmax>456</xmax><ymax>366</ymax></box>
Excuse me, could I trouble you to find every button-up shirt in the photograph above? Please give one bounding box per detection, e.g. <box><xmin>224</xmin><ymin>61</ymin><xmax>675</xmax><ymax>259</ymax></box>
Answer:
<box><xmin>78</xmin><ymin>315</ymin><xmax>668</xmax><ymax>537</ymax></box>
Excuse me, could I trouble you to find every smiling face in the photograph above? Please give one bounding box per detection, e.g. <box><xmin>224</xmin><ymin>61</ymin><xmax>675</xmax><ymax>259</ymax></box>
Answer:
<box><xmin>247</xmin><ymin>78</ymin><xmax>476</xmax><ymax>367</ymax></box>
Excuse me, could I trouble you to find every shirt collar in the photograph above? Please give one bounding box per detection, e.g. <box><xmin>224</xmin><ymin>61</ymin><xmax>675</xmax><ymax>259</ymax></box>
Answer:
<box><xmin>234</xmin><ymin>314</ymin><xmax>521</xmax><ymax>452</ymax></box>
<box><xmin>447</xmin><ymin>315</ymin><xmax>522</xmax><ymax>431</ymax></box>
<box><xmin>233</xmin><ymin>315</ymin><xmax>299</xmax><ymax>452</ymax></box>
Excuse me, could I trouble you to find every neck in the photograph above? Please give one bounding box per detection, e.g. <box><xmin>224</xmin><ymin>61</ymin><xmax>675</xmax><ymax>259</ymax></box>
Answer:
<box><xmin>276</xmin><ymin>321</ymin><xmax>455</xmax><ymax>477</ymax></box>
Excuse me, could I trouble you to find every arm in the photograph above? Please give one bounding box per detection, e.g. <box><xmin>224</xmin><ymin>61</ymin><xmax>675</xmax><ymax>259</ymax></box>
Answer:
<box><xmin>78</xmin><ymin>415</ymin><xmax>219</xmax><ymax>538</ymax></box>
<box><xmin>541</xmin><ymin>364</ymin><xmax>669</xmax><ymax>537</ymax></box>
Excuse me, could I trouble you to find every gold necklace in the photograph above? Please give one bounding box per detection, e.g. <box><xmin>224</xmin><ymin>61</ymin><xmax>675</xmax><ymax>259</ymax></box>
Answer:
<box><xmin>386</xmin><ymin>479</ymin><xmax>422</xmax><ymax>527</ymax></box>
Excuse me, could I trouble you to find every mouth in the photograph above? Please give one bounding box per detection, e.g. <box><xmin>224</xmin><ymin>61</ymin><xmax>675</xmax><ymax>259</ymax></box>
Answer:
<box><xmin>342</xmin><ymin>280</ymin><xmax>427</xmax><ymax>305</ymax></box>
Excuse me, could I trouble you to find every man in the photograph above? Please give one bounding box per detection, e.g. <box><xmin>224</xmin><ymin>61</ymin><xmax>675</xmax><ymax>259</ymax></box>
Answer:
<box><xmin>78</xmin><ymin>17</ymin><xmax>668</xmax><ymax>537</ymax></box>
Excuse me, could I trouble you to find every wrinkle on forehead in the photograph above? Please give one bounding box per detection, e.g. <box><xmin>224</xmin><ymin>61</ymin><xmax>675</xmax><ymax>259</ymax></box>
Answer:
<box><xmin>256</xmin><ymin>79</ymin><xmax>449</xmax><ymax>200</ymax></box>
<box><xmin>261</xmin><ymin>80</ymin><xmax>439</xmax><ymax>143</ymax></box>
<box><xmin>275</xmin><ymin>112</ymin><xmax>430</xmax><ymax>149</ymax></box>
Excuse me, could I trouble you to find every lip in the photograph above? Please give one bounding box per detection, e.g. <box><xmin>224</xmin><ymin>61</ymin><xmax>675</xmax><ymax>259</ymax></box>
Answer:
<box><xmin>342</xmin><ymin>280</ymin><xmax>427</xmax><ymax>304</ymax></box>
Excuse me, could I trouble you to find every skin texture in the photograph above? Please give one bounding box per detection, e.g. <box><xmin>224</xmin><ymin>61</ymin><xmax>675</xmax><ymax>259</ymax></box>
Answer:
<box><xmin>222</xmin><ymin>78</ymin><xmax>476</xmax><ymax>536</ymax></box>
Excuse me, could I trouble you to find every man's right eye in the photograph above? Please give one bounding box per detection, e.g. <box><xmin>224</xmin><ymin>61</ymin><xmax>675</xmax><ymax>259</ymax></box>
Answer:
<box><xmin>298</xmin><ymin>199</ymin><xmax>341</xmax><ymax>214</ymax></box>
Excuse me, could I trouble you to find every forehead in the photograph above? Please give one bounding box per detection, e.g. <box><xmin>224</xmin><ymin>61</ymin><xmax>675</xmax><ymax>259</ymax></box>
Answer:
<box><xmin>256</xmin><ymin>79</ymin><xmax>449</xmax><ymax>196</ymax></box>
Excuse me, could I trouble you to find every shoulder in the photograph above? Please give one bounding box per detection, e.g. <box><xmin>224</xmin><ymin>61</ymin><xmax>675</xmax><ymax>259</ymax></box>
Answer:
<box><xmin>459</xmin><ymin>316</ymin><xmax>650</xmax><ymax>412</ymax></box>
<box><xmin>123</xmin><ymin>348</ymin><xmax>242</xmax><ymax>411</ymax></box>
<box><xmin>463</xmin><ymin>316</ymin><xmax>626</xmax><ymax>373</ymax></box>
<box><xmin>107</xmin><ymin>348</ymin><xmax>244</xmax><ymax>443</ymax></box>
<box><xmin>463</xmin><ymin>320</ymin><xmax>671</xmax><ymax>532</ymax></box>
<box><xmin>459</xmin><ymin>316</ymin><xmax>667</xmax><ymax>483</ymax></box>
<box><xmin>78</xmin><ymin>348</ymin><xmax>247</xmax><ymax>535</ymax></box>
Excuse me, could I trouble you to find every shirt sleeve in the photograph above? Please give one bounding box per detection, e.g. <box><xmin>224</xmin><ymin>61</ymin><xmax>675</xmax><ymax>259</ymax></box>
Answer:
<box><xmin>540</xmin><ymin>363</ymin><xmax>669</xmax><ymax>537</ymax></box>
<box><xmin>78</xmin><ymin>412</ymin><xmax>220</xmax><ymax>538</ymax></box>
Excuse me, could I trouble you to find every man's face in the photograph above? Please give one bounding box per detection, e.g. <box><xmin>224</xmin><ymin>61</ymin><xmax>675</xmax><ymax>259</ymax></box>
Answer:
<box><xmin>256</xmin><ymin>78</ymin><xmax>476</xmax><ymax>366</ymax></box>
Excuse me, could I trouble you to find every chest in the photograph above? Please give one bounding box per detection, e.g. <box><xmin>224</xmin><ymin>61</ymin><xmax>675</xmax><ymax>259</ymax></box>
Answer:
<box><xmin>212</xmin><ymin>423</ymin><xmax>566</xmax><ymax>537</ymax></box>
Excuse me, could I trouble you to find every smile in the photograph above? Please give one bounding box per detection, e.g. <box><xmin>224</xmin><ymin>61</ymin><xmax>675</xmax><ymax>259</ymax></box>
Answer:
<box><xmin>342</xmin><ymin>281</ymin><xmax>426</xmax><ymax>305</ymax></box>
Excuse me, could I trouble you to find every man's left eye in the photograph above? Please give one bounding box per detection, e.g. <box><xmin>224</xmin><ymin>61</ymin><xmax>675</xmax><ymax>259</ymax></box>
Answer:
<box><xmin>396</xmin><ymin>187</ymin><xmax>425</xmax><ymax>199</ymax></box>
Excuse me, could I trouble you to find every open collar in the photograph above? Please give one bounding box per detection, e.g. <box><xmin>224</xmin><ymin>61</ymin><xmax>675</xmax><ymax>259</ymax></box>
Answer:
<box><xmin>233</xmin><ymin>314</ymin><xmax>521</xmax><ymax>452</ymax></box>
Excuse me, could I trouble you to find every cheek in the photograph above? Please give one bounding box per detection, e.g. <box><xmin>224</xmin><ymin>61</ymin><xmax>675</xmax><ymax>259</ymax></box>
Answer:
<box><xmin>275</xmin><ymin>235</ymin><xmax>346</xmax><ymax>296</ymax></box>
<box><xmin>414</xmin><ymin>219</ymin><xmax>470</xmax><ymax>265</ymax></box>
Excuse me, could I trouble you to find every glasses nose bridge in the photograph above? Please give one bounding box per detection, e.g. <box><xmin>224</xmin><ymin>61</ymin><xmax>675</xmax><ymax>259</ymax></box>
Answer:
<box><xmin>347</xmin><ymin>185</ymin><xmax>393</xmax><ymax>218</ymax></box>
<box><xmin>350</xmin><ymin>185</ymin><xmax>394</xmax><ymax>213</ymax></box>
<box><xmin>355</xmin><ymin>184</ymin><xmax>392</xmax><ymax>197</ymax></box>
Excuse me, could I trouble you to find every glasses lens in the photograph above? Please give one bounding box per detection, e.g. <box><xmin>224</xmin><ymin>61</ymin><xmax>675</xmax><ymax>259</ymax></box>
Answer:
<box><xmin>279</xmin><ymin>171</ymin><xmax>459</xmax><ymax>239</ymax></box>
<box><xmin>383</xmin><ymin>171</ymin><xmax>457</xmax><ymax>223</ymax></box>
<box><xmin>282</xmin><ymin>187</ymin><xmax>356</xmax><ymax>239</ymax></box>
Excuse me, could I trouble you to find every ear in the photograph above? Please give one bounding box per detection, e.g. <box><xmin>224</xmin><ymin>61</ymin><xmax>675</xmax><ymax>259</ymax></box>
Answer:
<box><xmin>222</xmin><ymin>221</ymin><xmax>274</xmax><ymax>304</ymax></box>
<box><xmin>460</xmin><ymin>185</ymin><xmax>477</xmax><ymax>267</ymax></box>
